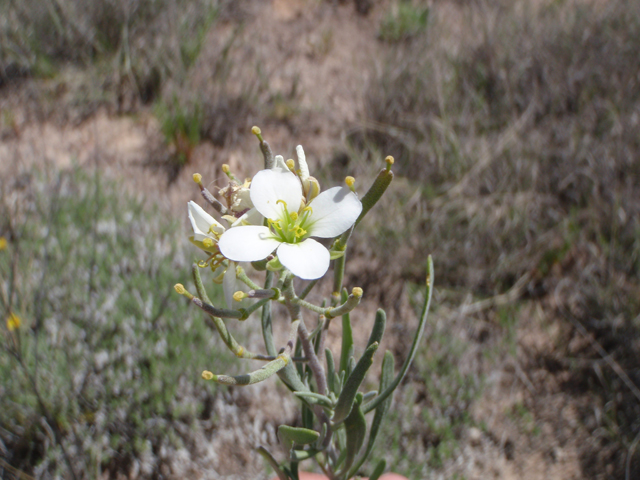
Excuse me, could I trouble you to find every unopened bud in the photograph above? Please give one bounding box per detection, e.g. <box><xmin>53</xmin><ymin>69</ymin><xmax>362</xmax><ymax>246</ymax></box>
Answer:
<box><xmin>385</xmin><ymin>155</ymin><xmax>394</xmax><ymax>171</ymax></box>
<box><xmin>352</xmin><ymin>287</ymin><xmax>363</xmax><ymax>298</ymax></box>
<box><xmin>222</xmin><ymin>164</ymin><xmax>230</xmax><ymax>174</ymax></box>
<box><xmin>302</xmin><ymin>176</ymin><xmax>320</xmax><ymax>202</ymax></box>
<box><xmin>266</xmin><ymin>256</ymin><xmax>284</xmax><ymax>272</ymax></box>
<box><xmin>233</xmin><ymin>291</ymin><xmax>246</xmax><ymax>302</ymax></box>
<box><xmin>202</xmin><ymin>370</ymin><xmax>214</xmax><ymax>380</ymax></box>
<box><xmin>345</xmin><ymin>176</ymin><xmax>356</xmax><ymax>192</ymax></box>
<box><xmin>193</xmin><ymin>173</ymin><xmax>203</xmax><ymax>185</ymax></box>
<box><xmin>251</xmin><ymin>126</ymin><xmax>261</xmax><ymax>136</ymax></box>
<box><xmin>286</xmin><ymin>159</ymin><xmax>295</xmax><ymax>170</ymax></box>
<box><xmin>174</xmin><ymin>284</ymin><xmax>194</xmax><ymax>300</ymax></box>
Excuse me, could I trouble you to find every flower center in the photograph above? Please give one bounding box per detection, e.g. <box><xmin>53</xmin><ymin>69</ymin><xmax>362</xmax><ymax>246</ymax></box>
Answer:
<box><xmin>269</xmin><ymin>201</ymin><xmax>313</xmax><ymax>244</ymax></box>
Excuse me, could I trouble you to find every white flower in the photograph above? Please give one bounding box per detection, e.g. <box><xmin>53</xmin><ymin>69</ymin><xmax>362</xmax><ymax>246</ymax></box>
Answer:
<box><xmin>188</xmin><ymin>201</ymin><xmax>225</xmax><ymax>249</ymax></box>
<box><xmin>219</xmin><ymin>180</ymin><xmax>263</xmax><ymax>226</ymax></box>
<box><xmin>187</xmin><ymin>201</ymin><xmax>246</xmax><ymax>308</ymax></box>
<box><xmin>218</xmin><ymin>169</ymin><xmax>362</xmax><ymax>280</ymax></box>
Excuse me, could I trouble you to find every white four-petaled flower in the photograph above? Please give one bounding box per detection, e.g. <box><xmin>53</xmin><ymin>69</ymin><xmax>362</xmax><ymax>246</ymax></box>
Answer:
<box><xmin>218</xmin><ymin>168</ymin><xmax>362</xmax><ymax>280</ymax></box>
<box><xmin>187</xmin><ymin>201</ymin><xmax>246</xmax><ymax>308</ymax></box>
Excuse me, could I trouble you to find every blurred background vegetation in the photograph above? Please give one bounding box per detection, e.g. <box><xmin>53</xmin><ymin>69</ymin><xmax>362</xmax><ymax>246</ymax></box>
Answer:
<box><xmin>2</xmin><ymin>0</ymin><xmax>640</xmax><ymax>479</ymax></box>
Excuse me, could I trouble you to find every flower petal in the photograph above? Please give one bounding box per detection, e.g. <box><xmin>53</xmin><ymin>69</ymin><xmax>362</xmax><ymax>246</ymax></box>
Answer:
<box><xmin>250</xmin><ymin>169</ymin><xmax>303</xmax><ymax>220</ymax></box>
<box><xmin>296</xmin><ymin>145</ymin><xmax>309</xmax><ymax>181</ymax></box>
<box><xmin>188</xmin><ymin>201</ymin><xmax>225</xmax><ymax>241</ymax></box>
<box><xmin>277</xmin><ymin>239</ymin><xmax>330</xmax><ymax>280</ymax></box>
<box><xmin>231</xmin><ymin>207</ymin><xmax>263</xmax><ymax>227</ymax></box>
<box><xmin>306</xmin><ymin>187</ymin><xmax>363</xmax><ymax>238</ymax></box>
<box><xmin>272</xmin><ymin>155</ymin><xmax>291</xmax><ymax>172</ymax></box>
<box><xmin>218</xmin><ymin>225</ymin><xmax>282</xmax><ymax>262</ymax></box>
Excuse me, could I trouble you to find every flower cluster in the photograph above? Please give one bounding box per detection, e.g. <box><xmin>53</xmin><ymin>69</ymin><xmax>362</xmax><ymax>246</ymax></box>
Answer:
<box><xmin>188</xmin><ymin>145</ymin><xmax>362</xmax><ymax>280</ymax></box>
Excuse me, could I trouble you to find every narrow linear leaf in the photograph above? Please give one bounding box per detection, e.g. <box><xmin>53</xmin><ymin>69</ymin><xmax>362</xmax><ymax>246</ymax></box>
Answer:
<box><xmin>363</xmin><ymin>256</ymin><xmax>434</xmax><ymax>414</ymax></box>
<box><xmin>291</xmin><ymin>448</ymin><xmax>323</xmax><ymax>462</ymax></box>
<box><xmin>326</xmin><ymin>348</ymin><xmax>336</xmax><ymax>393</ymax></box>
<box><xmin>346</xmin><ymin>355</ymin><xmax>356</xmax><ymax>378</ymax></box>
<box><xmin>302</xmin><ymin>403</ymin><xmax>314</xmax><ymax>430</ymax></box>
<box><xmin>362</xmin><ymin>390</ymin><xmax>378</xmax><ymax>403</ymax></box>
<box><xmin>368</xmin><ymin>459</ymin><xmax>387</xmax><ymax>480</ymax></box>
<box><xmin>355</xmin><ymin>167</ymin><xmax>394</xmax><ymax>227</ymax></box>
<box><xmin>366</xmin><ymin>309</ymin><xmax>386</xmax><ymax>349</ymax></box>
<box><xmin>342</xmin><ymin>393</ymin><xmax>367</xmax><ymax>475</ymax></box>
<box><xmin>333</xmin><ymin>342</ymin><xmax>379</xmax><ymax>425</ymax></box>
<box><xmin>347</xmin><ymin>350</ymin><xmax>395</xmax><ymax>479</ymax></box>
<box><xmin>294</xmin><ymin>391</ymin><xmax>335</xmax><ymax>408</ymax></box>
<box><xmin>278</xmin><ymin>425</ymin><xmax>320</xmax><ymax>452</ymax></box>
<box><xmin>257</xmin><ymin>446</ymin><xmax>288</xmax><ymax>480</ymax></box>
<box><xmin>339</xmin><ymin>288</ymin><xmax>353</xmax><ymax>374</ymax></box>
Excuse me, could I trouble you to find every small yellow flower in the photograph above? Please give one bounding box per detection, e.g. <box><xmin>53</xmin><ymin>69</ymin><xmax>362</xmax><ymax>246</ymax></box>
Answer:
<box><xmin>0</xmin><ymin>236</ymin><xmax>7</xmax><ymax>251</ymax></box>
<box><xmin>6</xmin><ymin>312</ymin><xmax>21</xmax><ymax>331</ymax></box>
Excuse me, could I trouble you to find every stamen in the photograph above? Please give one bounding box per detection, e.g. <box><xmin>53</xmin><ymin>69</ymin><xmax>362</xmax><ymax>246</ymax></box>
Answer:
<box><xmin>202</xmin><ymin>238</ymin><xmax>214</xmax><ymax>248</ymax></box>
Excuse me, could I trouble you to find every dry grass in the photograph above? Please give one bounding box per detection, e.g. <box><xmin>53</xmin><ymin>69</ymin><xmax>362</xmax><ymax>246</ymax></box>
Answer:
<box><xmin>344</xmin><ymin>0</ymin><xmax>640</xmax><ymax>477</ymax></box>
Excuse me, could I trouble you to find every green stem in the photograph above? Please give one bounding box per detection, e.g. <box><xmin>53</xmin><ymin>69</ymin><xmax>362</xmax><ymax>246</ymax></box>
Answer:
<box><xmin>235</xmin><ymin>266</ymin><xmax>262</xmax><ymax>290</ymax></box>
<box><xmin>204</xmin><ymin>320</ymin><xmax>299</xmax><ymax>386</ymax></box>
<box><xmin>299</xmin><ymin>279</ymin><xmax>319</xmax><ymax>300</ymax></box>
<box><xmin>191</xmin><ymin>296</ymin><xmax>243</xmax><ymax>319</ymax></box>
<box><xmin>362</xmin><ymin>256</ymin><xmax>434</xmax><ymax>414</ymax></box>
<box><xmin>283</xmin><ymin>276</ymin><xmax>328</xmax><ymax>396</ymax></box>
<box><xmin>332</xmin><ymin>253</ymin><xmax>346</xmax><ymax>307</ymax></box>
<box><xmin>192</xmin><ymin>265</ymin><xmax>261</xmax><ymax>359</ymax></box>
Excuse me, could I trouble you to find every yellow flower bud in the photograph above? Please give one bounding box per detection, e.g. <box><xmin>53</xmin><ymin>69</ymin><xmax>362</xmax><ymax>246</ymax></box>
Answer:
<box><xmin>302</xmin><ymin>176</ymin><xmax>320</xmax><ymax>202</ymax></box>
<box><xmin>192</xmin><ymin>173</ymin><xmax>203</xmax><ymax>185</ymax></box>
<box><xmin>202</xmin><ymin>370</ymin><xmax>214</xmax><ymax>380</ymax></box>
<box><xmin>286</xmin><ymin>159</ymin><xmax>295</xmax><ymax>170</ymax></box>
<box><xmin>222</xmin><ymin>164</ymin><xmax>231</xmax><ymax>174</ymax></box>
<box><xmin>174</xmin><ymin>284</ymin><xmax>194</xmax><ymax>300</ymax></box>
<box><xmin>385</xmin><ymin>155</ymin><xmax>394</xmax><ymax>171</ymax></box>
<box><xmin>345</xmin><ymin>176</ymin><xmax>356</xmax><ymax>192</ymax></box>
<box><xmin>251</xmin><ymin>126</ymin><xmax>261</xmax><ymax>135</ymax></box>
<box><xmin>352</xmin><ymin>287</ymin><xmax>363</xmax><ymax>298</ymax></box>
<box><xmin>233</xmin><ymin>291</ymin><xmax>245</xmax><ymax>302</ymax></box>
